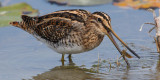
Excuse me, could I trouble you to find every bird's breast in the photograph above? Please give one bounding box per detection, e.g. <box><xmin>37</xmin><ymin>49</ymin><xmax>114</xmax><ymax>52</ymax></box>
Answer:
<box><xmin>82</xmin><ymin>31</ymin><xmax>104</xmax><ymax>51</ymax></box>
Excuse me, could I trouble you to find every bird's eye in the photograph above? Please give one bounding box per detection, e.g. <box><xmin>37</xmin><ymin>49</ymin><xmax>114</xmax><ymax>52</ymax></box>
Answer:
<box><xmin>97</xmin><ymin>18</ymin><xmax>102</xmax><ymax>22</ymax></box>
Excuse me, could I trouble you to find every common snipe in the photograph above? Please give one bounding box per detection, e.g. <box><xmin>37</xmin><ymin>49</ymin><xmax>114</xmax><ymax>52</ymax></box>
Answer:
<box><xmin>10</xmin><ymin>9</ymin><xmax>140</xmax><ymax>66</ymax></box>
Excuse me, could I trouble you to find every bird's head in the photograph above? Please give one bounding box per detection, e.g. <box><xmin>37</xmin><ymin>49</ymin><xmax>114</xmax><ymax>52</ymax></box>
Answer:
<box><xmin>92</xmin><ymin>12</ymin><xmax>112</xmax><ymax>35</ymax></box>
<box><xmin>92</xmin><ymin>12</ymin><xmax>140</xmax><ymax>63</ymax></box>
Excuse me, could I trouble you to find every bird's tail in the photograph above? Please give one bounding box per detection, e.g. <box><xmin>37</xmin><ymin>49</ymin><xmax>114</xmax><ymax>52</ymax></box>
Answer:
<box><xmin>21</xmin><ymin>15</ymin><xmax>37</xmax><ymax>27</ymax></box>
<box><xmin>10</xmin><ymin>15</ymin><xmax>37</xmax><ymax>34</ymax></box>
<box><xmin>9</xmin><ymin>21</ymin><xmax>21</xmax><ymax>28</ymax></box>
<box><xmin>10</xmin><ymin>15</ymin><xmax>37</xmax><ymax>30</ymax></box>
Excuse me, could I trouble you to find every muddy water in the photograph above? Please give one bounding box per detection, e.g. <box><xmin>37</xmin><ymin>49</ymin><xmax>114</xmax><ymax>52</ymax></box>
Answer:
<box><xmin>0</xmin><ymin>0</ymin><xmax>160</xmax><ymax>80</ymax></box>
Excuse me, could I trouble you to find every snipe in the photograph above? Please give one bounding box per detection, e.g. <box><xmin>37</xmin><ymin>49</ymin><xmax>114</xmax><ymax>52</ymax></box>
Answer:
<box><xmin>10</xmin><ymin>9</ymin><xmax>140</xmax><ymax>66</ymax></box>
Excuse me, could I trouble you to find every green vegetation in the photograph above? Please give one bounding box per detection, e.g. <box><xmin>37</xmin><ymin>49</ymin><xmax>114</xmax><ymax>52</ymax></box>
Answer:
<box><xmin>0</xmin><ymin>2</ymin><xmax>38</xmax><ymax>27</ymax></box>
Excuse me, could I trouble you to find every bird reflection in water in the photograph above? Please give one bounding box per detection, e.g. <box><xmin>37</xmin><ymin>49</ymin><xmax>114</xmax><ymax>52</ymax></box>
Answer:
<box><xmin>25</xmin><ymin>64</ymin><xmax>101</xmax><ymax>80</ymax></box>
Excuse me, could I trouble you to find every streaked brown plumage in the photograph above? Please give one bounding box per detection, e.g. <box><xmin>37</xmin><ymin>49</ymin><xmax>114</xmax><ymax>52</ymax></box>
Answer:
<box><xmin>10</xmin><ymin>9</ymin><xmax>140</xmax><ymax>66</ymax></box>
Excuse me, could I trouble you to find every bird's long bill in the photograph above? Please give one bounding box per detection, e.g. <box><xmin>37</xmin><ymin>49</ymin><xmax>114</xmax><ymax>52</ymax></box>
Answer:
<box><xmin>106</xmin><ymin>28</ymin><xmax>140</xmax><ymax>59</ymax></box>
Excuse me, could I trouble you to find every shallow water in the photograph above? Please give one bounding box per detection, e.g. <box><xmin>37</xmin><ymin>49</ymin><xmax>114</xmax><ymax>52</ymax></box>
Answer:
<box><xmin>0</xmin><ymin>0</ymin><xmax>160</xmax><ymax>80</ymax></box>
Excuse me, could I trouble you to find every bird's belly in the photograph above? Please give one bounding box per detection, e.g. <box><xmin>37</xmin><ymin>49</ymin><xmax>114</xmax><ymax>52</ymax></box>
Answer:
<box><xmin>34</xmin><ymin>35</ymin><xmax>84</xmax><ymax>54</ymax></box>
<box><xmin>34</xmin><ymin>33</ymin><xmax>103</xmax><ymax>54</ymax></box>
<box><xmin>49</xmin><ymin>43</ymin><xmax>84</xmax><ymax>54</ymax></box>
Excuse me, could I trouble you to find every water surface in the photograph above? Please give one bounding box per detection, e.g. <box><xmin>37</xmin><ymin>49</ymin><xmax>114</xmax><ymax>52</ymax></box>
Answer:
<box><xmin>0</xmin><ymin>0</ymin><xmax>160</xmax><ymax>80</ymax></box>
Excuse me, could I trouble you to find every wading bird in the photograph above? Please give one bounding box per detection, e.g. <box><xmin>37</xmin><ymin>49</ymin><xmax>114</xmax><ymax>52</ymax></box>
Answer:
<box><xmin>10</xmin><ymin>9</ymin><xmax>140</xmax><ymax>66</ymax></box>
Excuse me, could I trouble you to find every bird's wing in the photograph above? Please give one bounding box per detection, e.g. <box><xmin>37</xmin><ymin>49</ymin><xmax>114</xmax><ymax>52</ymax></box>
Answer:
<box><xmin>36</xmin><ymin>9</ymin><xmax>91</xmax><ymax>24</ymax></box>
<box><xmin>33</xmin><ymin>9</ymin><xmax>91</xmax><ymax>43</ymax></box>
<box><xmin>34</xmin><ymin>18</ymin><xmax>73</xmax><ymax>43</ymax></box>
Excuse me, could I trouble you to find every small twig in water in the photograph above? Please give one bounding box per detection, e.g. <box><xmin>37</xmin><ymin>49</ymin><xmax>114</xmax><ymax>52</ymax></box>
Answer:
<box><xmin>139</xmin><ymin>8</ymin><xmax>160</xmax><ymax>53</ymax></box>
<box><xmin>116</xmin><ymin>55</ymin><xmax>121</xmax><ymax>67</ymax></box>
<box><xmin>97</xmin><ymin>52</ymin><xmax>100</xmax><ymax>71</ymax></box>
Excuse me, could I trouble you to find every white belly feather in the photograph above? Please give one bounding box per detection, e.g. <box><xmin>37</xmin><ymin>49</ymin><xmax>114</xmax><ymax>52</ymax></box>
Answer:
<box><xmin>49</xmin><ymin>43</ymin><xmax>84</xmax><ymax>54</ymax></box>
<box><xmin>34</xmin><ymin>35</ymin><xmax>84</xmax><ymax>54</ymax></box>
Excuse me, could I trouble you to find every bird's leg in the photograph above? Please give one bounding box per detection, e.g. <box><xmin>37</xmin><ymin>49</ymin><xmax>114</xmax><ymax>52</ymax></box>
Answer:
<box><xmin>68</xmin><ymin>54</ymin><xmax>74</xmax><ymax>65</ymax></box>
<box><xmin>68</xmin><ymin>54</ymin><xmax>72</xmax><ymax>63</ymax></box>
<box><xmin>61</xmin><ymin>54</ymin><xmax>65</xmax><ymax>61</ymax></box>
<box><xmin>61</xmin><ymin>54</ymin><xmax>65</xmax><ymax>66</ymax></box>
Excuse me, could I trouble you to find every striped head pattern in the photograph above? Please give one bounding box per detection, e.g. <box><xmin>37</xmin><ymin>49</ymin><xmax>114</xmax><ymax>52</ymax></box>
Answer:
<box><xmin>92</xmin><ymin>12</ymin><xmax>112</xmax><ymax>34</ymax></box>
